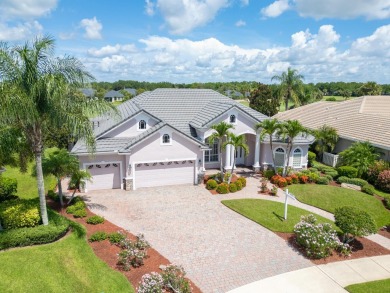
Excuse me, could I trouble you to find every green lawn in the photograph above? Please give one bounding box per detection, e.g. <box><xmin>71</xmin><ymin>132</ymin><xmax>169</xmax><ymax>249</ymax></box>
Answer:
<box><xmin>322</xmin><ymin>95</ymin><xmax>347</xmax><ymax>102</ymax></box>
<box><xmin>2</xmin><ymin>164</ymin><xmax>56</xmax><ymax>199</ymax></box>
<box><xmin>0</xmin><ymin>225</ymin><xmax>134</xmax><ymax>293</ymax></box>
<box><xmin>238</xmin><ymin>100</ymin><xmax>249</xmax><ymax>107</ymax></box>
<box><xmin>345</xmin><ymin>278</ymin><xmax>390</xmax><ymax>293</ymax></box>
<box><xmin>288</xmin><ymin>185</ymin><xmax>390</xmax><ymax>228</ymax></box>
<box><xmin>222</xmin><ymin>199</ymin><xmax>337</xmax><ymax>232</ymax></box>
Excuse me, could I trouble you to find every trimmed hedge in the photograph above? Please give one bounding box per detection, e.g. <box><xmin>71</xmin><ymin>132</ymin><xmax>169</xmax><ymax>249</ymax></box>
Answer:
<box><xmin>206</xmin><ymin>179</ymin><xmax>218</xmax><ymax>190</ymax></box>
<box><xmin>0</xmin><ymin>209</ymin><xmax>70</xmax><ymax>250</ymax></box>
<box><xmin>361</xmin><ymin>184</ymin><xmax>375</xmax><ymax>195</ymax></box>
<box><xmin>0</xmin><ymin>199</ymin><xmax>40</xmax><ymax>229</ymax></box>
<box><xmin>337</xmin><ymin>166</ymin><xmax>358</xmax><ymax>178</ymax></box>
<box><xmin>216</xmin><ymin>183</ymin><xmax>229</xmax><ymax>194</ymax></box>
<box><xmin>236</xmin><ymin>177</ymin><xmax>246</xmax><ymax>187</ymax></box>
<box><xmin>229</xmin><ymin>183</ymin><xmax>237</xmax><ymax>193</ymax></box>
<box><xmin>337</xmin><ymin>176</ymin><xmax>369</xmax><ymax>187</ymax></box>
<box><xmin>316</xmin><ymin>177</ymin><xmax>329</xmax><ymax>185</ymax></box>
<box><xmin>308</xmin><ymin>151</ymin><xmax>316</xmax><ymax>166</ymax></box>
<box><xmin>89</xmin><ymin>231</ymin><xmax>107</xmax><ymax>242</ymax></box>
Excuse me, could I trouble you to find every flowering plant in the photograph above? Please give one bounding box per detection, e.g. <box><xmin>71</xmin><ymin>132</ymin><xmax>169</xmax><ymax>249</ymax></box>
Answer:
<box><xmin>138</xmin><ymin>272</ymin><xmax>164</xmax><ymax>293</ymax></box>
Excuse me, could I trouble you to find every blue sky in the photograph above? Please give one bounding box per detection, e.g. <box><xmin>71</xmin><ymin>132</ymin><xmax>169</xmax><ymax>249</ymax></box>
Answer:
<box><xmin>1</xmin><ymin>0</ymin><xmax>389</xmax><ymax>83</ymax></box>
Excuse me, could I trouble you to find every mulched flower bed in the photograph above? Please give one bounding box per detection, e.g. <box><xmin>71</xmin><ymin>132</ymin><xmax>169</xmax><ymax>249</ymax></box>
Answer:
<box><xmin>204</xmin><ymin>174</ymin><xmax>239</xmax><ymax>195</ymax></box>
<box><xmin>275</xmin><ymin>232</ymin><xmax>390</xmax><ymax>265</ymax></box>
<box><xmin>49</xmin><ymin>200</ymin><xmax>201</xmax><ymax>292</ymax></box>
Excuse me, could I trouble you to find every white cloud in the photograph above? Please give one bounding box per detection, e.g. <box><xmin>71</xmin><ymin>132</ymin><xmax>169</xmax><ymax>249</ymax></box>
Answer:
<box><xmin>156</xmin><ymin>0</ymin><xmax>229</xmax><ymax>34</ymax></box>
<box><xmin>82</xmin><ymin>25</ymin><xmax>390</xmax><ymax>83</ymax></box>
<box><xmin>0</xmin><ymin>0</ymin><xmax>57</xmax><ymax>20</ymax></box>
<box><xmin>294</xmin><ymin>0</ymin><xmax>390</xmax><ymax>20</ymax></box>
<box><xmin>88</xmin><ymin>44</ymin><xmax>137</xmax><ymax>57</ymax></box>
<box><xmin>80</xmin><ymin>17</ymin><xmax>103</xmax><ymax>39</ymax></box>
<box><xmin>261</xmin><ymin>0</ymin><xmax>290</xmax><ymax>18</ymax></box>
<box><xmin>145</xmin><ymin>0</ymin><xmax>155</xmax><ymax>16</ymax></box>
<box><xmin>241</xmin><ymin>0</ymin><xmax>249</xmax><ymax>6</ymax></box>
<box><xmin>0</xmin><ymin>21</ymin><xmax>43</xmax><ymax>41</ymax></box>
<box><xmin>235</xmin><ymin>20</ymin><xmax>246</xmax><ymax>27</ymax></box>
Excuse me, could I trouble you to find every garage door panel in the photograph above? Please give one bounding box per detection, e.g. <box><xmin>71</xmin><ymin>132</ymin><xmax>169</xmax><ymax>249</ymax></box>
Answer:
<box><xmin>87</xmin><ymin>164</ymin><xmax>121</xmax><ymax>190</ymax></box>
<box><xmin>136</xmin><ymin>161</ymin><xmax>194</xmax><ymax>188</ymax></box>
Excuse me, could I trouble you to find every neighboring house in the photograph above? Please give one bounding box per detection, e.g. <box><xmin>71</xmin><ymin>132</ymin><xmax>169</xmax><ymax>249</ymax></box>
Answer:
<box><xmin>72</xmin><ymin>89</ymin><xmax>313</xmax><ymax>191</ymax></box>
<box><xmin>274</xmin><ymin>96</ymin><xmax>390</xmax><ymax>161</ymax></box>
<box><xmin>104</xmin><ymin>90</ymin><xmax>124</xmax><ymax>102</ymax></box>
<box><xmin>80</xmin><ymin>88</ymin><xmax>95</xmax><ymax>98</ymax></box>
<box><xmin>123</xmin><ymin>88</ymin><xmax>137</xmax><ymax>96</ymax></box>
<box><xmin>225</xmin><ymin>90</ymin><xmax>243</xmax><ymax>99</ymax></box>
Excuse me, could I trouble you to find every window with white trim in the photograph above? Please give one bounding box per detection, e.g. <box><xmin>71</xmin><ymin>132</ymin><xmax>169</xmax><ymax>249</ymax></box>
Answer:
<box><xmin>205</xmin><ymin>138</ymin><xmax>219</xmax><ymax>162</ymax></box>
<box><xmin>230</xmin><ymin>114</ymin><xmax>236</xmax><ymax>123</ymax></box>
<box><xmin>139</xmin><ymin>120</ymin><xmax>146</xmax><ymax>130</ymax></box>
<box><xmin>274</xmin><ymin>147</ymin><xmax>285</xmax><ymax>167</ymax></box>
<box><xmin>162</xmin><ymin>134</ymin><xmax>170</xmax><ymax>144</ymax></box>
<box><xmin>293</xmin><ymin>148</ymin><xmax>302</xmax><ymax>168</ymax></box>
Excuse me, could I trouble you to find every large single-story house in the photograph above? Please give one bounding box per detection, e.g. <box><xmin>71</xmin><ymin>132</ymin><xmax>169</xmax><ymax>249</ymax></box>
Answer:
<box><xmin>274</xmin><ymin>95</ymin><xmax>390</xmax><ymax>162</ymax></box>
<box><xmin>104</xmin><ymin>90</ymin><xmax>124</xmax><ymax>102</ymax></box>
<box><xmin>72</xmin><ymin>89</ymin><xmax>313</xmax><ymax>191</ymax></box>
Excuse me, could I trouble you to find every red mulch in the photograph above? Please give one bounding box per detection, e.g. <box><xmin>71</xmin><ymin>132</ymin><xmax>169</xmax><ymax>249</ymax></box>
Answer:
<box><xmin>49</xmin><ymin>200</ymin><xmax>202</xmax><ymax>293</ymax></box>
<box><xmin>378</xmin><ymin>226</ymin><xmax>390</xmax><ymax>239</ymax></box>
<box><xmin>274</xmin><ymin>232</ymin><xmax>390</xmax><ymax>265</ymax></box>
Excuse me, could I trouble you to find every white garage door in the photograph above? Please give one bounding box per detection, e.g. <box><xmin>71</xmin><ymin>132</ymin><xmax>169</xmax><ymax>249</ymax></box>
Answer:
<box><xmin>135</xmin><ymin>160</ymin><xmax>194</xmax><ymax>189</ymax></box>
<box><xmin>86</xmin><ymin>163</ymin><xmax>121</xmax><ymax>191</ymax></box>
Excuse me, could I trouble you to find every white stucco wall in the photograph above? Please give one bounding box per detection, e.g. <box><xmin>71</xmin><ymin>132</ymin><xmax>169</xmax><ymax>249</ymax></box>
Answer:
<box><xmin>104</xmin><ymin>113</ymin><xmax>159</xmax><ymax>138</ymax></box>
<box><xmin>261</xmin><ymin>143</ymin><xmax>309</xmax><ymax>169</ymax></box>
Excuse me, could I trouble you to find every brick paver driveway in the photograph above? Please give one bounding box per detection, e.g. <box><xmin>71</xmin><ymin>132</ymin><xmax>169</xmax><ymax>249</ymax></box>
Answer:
<box><xmin>84</xmin><ymin>185</ymin><xmax>312</xmax><ymax>292</ymax></box>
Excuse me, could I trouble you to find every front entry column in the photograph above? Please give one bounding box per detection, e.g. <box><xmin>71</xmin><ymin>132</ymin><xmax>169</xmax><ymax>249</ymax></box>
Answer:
<box><xmin>253</xmin><ymin>131</ymin><xmax>261</xmax><ymax>172</ymax></box>
<box><xmin>230</xmin><ymin>145</ymin><xmax>235</xmax><ymax>171</ymax></box>
<box><xmin>225</xmin><ymin>144</ymin><xmax>231</xmax><ymax>170</ymax></box>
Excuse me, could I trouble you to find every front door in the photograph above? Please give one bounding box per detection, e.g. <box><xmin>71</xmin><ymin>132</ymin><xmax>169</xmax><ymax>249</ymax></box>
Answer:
<box><xmin>235</xmin><ymin>147</ymin><xmax>245</xmax><ymax>165</ymax></box>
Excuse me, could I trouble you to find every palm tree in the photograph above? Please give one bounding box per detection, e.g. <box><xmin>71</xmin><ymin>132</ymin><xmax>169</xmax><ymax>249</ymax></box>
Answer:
<box><xmin>67</xmin><ymin>169</ymin><xmax>92</xmax><ymax>204</ymax></box>
<box><xmin>208</xmin><ymin>121</ymin><xmax>234</xmax><ymax>180</ymax></box>
<box><xmin>312</xmin><ymin>125</ymin><xmax>339</xmax><ymax>160</ymax></box>
<box><xmin>41</xmin><ymin>148</ymin><xmax>80</xmax><ymax>207</ymax></box>
<box><xmin>255</xmin><ymin>118</ymin><xmax>280</xmax><ymax>171</ymax></box>
<box><xmin>0</xmin><ymin>36</ymin><xmax>115</xmax><ymax>225</ymax></box>
<box><xmin>277</xmin><ymin>120</ymin><xmax>308</xmax><ymax>176</ymax></box>
<box><xmin>271</xmin><ymin>67</ymin><xmax>304</xmax><ymax>111</ymax></box>
<box><xmin>223</xmin><ymin>133</ymin><xmax>249</xmax><ymax>184</ymax></box>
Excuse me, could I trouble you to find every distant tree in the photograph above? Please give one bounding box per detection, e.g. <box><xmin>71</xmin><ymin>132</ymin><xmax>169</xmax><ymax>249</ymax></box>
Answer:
<box><xmin>249</xmin><ymin>83</ymin><xmax>280</xmax><ymax>116</ymax></box>
<box><xmin>223</xmin><ymin>133</ymin><xmax>249</xmax><ymax>184</ymax></box>
<box><xmin>298</xmin><ymin>85</ymin><xmax>323</xmax><ymax>105</ymax></box>
<box><xmin>119</xmin><ymin>89</ymin><xmax>133</xmax><ymax>102</ymax></box>
<box><xmin>339</xmin><ymin>89</ymin><xmax>351</xmax><ymax>100</ymax></box>
<box><xmin>272</xmin><ymin>67</ymin><xmax>304</xmax><ymax>111</ymax></box>
<box><xmin>358</xmin><ymin>82</ymin><xmax>382</xmax><ymax>96</ymax></box>
<box><xmin>255</xmin><ymin>118</ymin><xmax>280</xmax><ymax>171</ymax></box>
<box><xmin>312</xmin><ymin>125</ymin><xmax>339</xmax><ymax>160</ymax></box>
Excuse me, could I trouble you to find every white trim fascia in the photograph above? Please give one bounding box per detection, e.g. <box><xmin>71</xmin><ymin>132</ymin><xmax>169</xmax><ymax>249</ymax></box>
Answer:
<box><xmin>83</xmin><ymin>160</ymin><xmax>123</xmax><ymax>192</ymax></box>
<box><xmin>75</xmin><ymin>151</ymin><xmax>121</xmax><ymax>156</ymax></box>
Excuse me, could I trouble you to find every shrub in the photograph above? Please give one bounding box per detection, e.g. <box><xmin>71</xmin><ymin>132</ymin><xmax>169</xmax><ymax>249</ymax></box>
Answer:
<box><xmin>237</xmin><ymin>177</ymin><xmax>246</xmax><ymax>187</ymax></box>
<box><xmin>206</xmin><ymin>179</ymin><xmax>218</xmax><ymax>190</ymax></box>
<box><xmin>294</xmin><ymin>214</ymin><xmax>351</xmax><ymax>259</ymax></box>
<box><xmin>337</xmin><ymin>166</ymin><xmax>358</xmax><ymax>178</ymax></box>
<box><xmin>235</xmin><ymin>180</ymin><xmax>243</xmax><ymax>191</ymax></box>
<box><xmin>376</xmin><ymin>170</ymin><xmax>390</xmax><ymax>193</ymax></box>
<box><xmin>229</xmin><ymin>183</ymin><xmax>237</xmax><ymax>193</ymax></box>
<box><xmin>0</xmin><ymin>209</ymin><xmax>70</xmax><ymax>250</ymax></box>
<box><xmin>117</xmin><ymin>234</ymin><xmax>150</xmax><ymax>271</ymax></box>
<box><xmin>290</xmin><ymin>174</ymin><xmax>299</xmax><ymax>184</ymax></box>
<box><xmin>308</xmin><ymin>172</ymin><xmax>320</xmax><ymax>183</ymax></box>
<box><xmin>276</xmin><ymin>167</ymin><xmax>284</xmax><ymax>176</ymax></box>
<box><xmin>299</xmin><ymin>174</ymin><xmax>309</xmax><ymax>184</ymax></box>
<box><xmin>309</xmin><ymin>167</ymin><xmax>318</xmax><ymax>172</ymax></box>
<box><xmin>324</xmin><ymin>170</ymin><xmax>338</xmax><ymax>179</ymax></box>
<box><xmin>361</xmin><ymin>184</ymin><xmax>375</xmax><ymax>196</ymax></box>
<box><xmin>89</xmin><ymin>231</ymin><xmax>108</xmax><ymax>242</ymax></box>
<box><xmin>0</xmin><ymin>177</ymin><xmax>17</xmax><ymax>202</ymax></box>
<box><xmin>138</xmin><ymin>272</ymin><xmax>164</xmax><ymax>293</ymax></box>
<box><xmin>300</xmin><ymin>169</ymin><xmax>311</xmax><ymax>175</ymax></box>
<box><xmin>216</xmin><ymin>183</ymin><xmax>229</xmax><ymax>194</ymax></box>
<box><xmin>308</xmin><ymin>151</ymin><xmax>317</xmax><ymax>166</ymax></box>
<box><xmin>335</xmin><ymin>206</ymin><xmax>377</xmax><ymax>243</ymax></box>
<box><xmin>285</xmin><ymin>176</ymin><xmax>292</xmax><ymax>185</ymax></box>
<box><xmin>324</xmin><ymin>174</ymin><xmax>333</xmax><ymax>181</ymax></box>
<box><xmin>367</xmin><ymin>160</ymin><xmax>390</xmax><ymax>184</ymax></box>
<box><xmin>223</xmin><ymin>172</ymin><xmax>231</xmax><ymax>183</ymax></box>
<box><xmin>0</xmin><ymin>199</ymin><xmax>40</xmax><ymax>229</ymax></box>
<box><xmin>326</xmin><ymin>97</ymin><xmax>337</xmax><ymax>101</ymax></box>
<box><xmin>109</xmin><ymin>231</ymin><xmax>126</xmax><ymax>244</ymax></box>
<box><xmin>277</xmin><ymin>177</ymin><xmax>288</xmax><ymax>188</ymax></box>
<box><xmin>86</xmin><ymin>215</ymin><xmax>104</xmax><ymax>225</ymax></box>
<box><xmin>47</xmin><ymin>190</ymin><xmax>59</xmax><ymax>202</ymax></box>
<box><xmin>269</xmin><ymin>185</ymin><xmax>278</xmax><ymax>196</ymax></box>
<box><xmin>270</xmin><ymin>174</ymin><xmax>281</xmax><ymax>184</ymax></box>
<box><xmin>337</xmin><ymin>176</ymin><xmax>368</xmax><ymax>187</ymax></box>
<box><xmin>161</xmin><ymin>265</ymin><xmax>191</xmax><ymax>293</ymax></box>
<box><xmin>73</xmin><ymin>208</ymin><xmax>87</xmax><ymax>218</ymax></box>
<box><xmin>260</xmin><ymin>178</ymin><xmax>268</xmax><ymax>193</ymax></box>
<box><xmin>66</xmin><ymin>205</ymin><xmax>78</xmax><ymax>214</ymax></box>
<box><xmin>384</xmin><ymin>198</ymin><xmax>390</xmax><ymax>210</ymax></box>
<box><xmin>263</xmin><ymin>170</ymin><xmax>275</xmax><ymax>180</ymax></box>
<box><xmin>316</xmin><ymin>177</ymin><xmax>329</xmax><ymax>185</ymax></box>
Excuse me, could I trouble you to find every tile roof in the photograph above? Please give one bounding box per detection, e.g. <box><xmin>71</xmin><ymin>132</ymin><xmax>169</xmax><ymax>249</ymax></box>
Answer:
<box><xmin>72</xmin><ymin>137</ymin><xmax>133</xmax><ymax>153</ymax></box>
<box><xmin>104</xmin><ymin>90</ymin><xmax>124</xmax><ymax>98</ymax></box>
<box><xmin>274</xmin><ymin>96</ymin><xmax>390</xmax><ymax>150</ymax></box>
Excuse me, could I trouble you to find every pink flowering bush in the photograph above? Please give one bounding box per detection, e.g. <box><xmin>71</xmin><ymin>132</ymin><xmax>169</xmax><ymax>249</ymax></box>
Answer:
<box><xmin>138</xmin><ymin>272</ymin><xmax>164</xmax><ymax>293</ymax></box>
<box><xmin>117</xmin><ymin>233</ymin><xmax>150</xmax><ymax>271</ymax></box>
<box><xmin>294</xmin><ymin>214</ymin><xmax>351</xmax><ymax>259</ymax></box>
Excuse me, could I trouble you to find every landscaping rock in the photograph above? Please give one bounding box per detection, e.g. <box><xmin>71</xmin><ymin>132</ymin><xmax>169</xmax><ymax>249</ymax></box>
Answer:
<box><xmin>341</xmin><ymin>183</ymin><xmax>361</xmax><ymax>191</ymax></box>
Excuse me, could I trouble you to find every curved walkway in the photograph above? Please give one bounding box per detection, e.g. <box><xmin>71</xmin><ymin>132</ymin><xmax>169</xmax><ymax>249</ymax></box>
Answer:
<box><xmin>228</xmin><ymin>255</ymin><xmax>390</xmax><ymax>293</ymax></box>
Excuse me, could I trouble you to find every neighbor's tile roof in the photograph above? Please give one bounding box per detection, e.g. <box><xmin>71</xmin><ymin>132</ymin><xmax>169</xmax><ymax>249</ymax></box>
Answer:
<box><xmin>104</xmin><ymin>90</ymin><xmax>124</xmax><ymax>98</ymax></box>
<box><xmin>274</xmin><ymin>96</ymin><xmax>390</xmax><ymax>150</ymax></box>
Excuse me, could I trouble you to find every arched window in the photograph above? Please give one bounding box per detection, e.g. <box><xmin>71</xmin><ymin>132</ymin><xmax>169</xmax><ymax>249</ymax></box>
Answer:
<box><xmin>162</xmin><ymin>134</ymin><xmax>170</xmax><ymax>144</ymax></box>
<box><xmin>293</xmin><ymin>148</ymin><xmax>302</xmax><ymax>168</ymax></box>
<box><xmin>274</xmin><ymin>147</ymin><xmax>285</xmax><ymax>167</ymax></box>
<box><xmin>230</xmin><ymin>114</ymin><xmax>236</xmax><ymax>123</ymax></box>
<box><xmin>139</xmin><ymin>120</ymin><xmax>146</xmax><ymax>130</ymax></box>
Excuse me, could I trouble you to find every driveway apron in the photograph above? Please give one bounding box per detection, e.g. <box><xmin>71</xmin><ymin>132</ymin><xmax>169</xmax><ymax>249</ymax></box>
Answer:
<box><xmin>84</xmin><ymin>185</ymin><xmax>312</xmax><ymax>293</ymax></box>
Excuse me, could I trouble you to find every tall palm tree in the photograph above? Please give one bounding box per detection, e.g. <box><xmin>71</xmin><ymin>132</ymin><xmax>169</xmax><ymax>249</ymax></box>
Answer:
<box><xmin>312</xmin><ymin>125</ymin><xmax>339</xmax><ymax>160</ymax></box>
<box><xmin>223</xmin><ymin>133</ymin><xmax>249</xmax><ymax>184</ymax></box>
<box><xmin>208</xmin><ymin>121</ymin><xmax>234</xmax><ymax>180</ymax></box>
<box><xmin>0</xmin><ymin>36</ymin><xmax>115</xmax><ymax>225</ymax></box>
<box><xmin>255</xmin><ymin>118</ymin><xmax>280</xmax><ymax>171</ymax></box>
<box><xmin>271</xmin><ymin>67</ymin><xmax>304</xmax><ymax>111</ymax></box>
<box><xmin>277</xmin><ymin>120</ymin><xmax>308</xmax><ymax>176</ymax></box>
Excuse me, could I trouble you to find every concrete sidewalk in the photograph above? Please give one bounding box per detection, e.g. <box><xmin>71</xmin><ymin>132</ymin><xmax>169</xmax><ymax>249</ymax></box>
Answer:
<box><xmin>228</xmin><ymin>255</ymin><xmax>390</xmax><ymax>293</ymax></box>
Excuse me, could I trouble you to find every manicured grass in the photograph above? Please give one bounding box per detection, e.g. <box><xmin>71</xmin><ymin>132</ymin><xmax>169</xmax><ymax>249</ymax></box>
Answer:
<box><xmin>373</xmin><ymin>187</ymin><xmax>390</xmax><ymax>200</ymax></box>
<box><xmin>0</xmin><ymin>224</ymin><xmax>134</xmax><ymax>293</ymax></box>
<box><xmin>288</xmin><ymin>184</ymin><xmax>390</xmax><ymax>228</ymax></box>
<box><xmin>322</xmin><ymin>95</ymin><xmax>346</xmax><ymax>101</ymax></box>
<box><xmin>238</xmin><ymin>100</ymin><xmax>249</xmax><ymax>107</ymax></box>
<box><xmin>2</xmin><ymin>164</ymin><xmax>56</xmax><ymax>199</ymax></box>
<box><xmin>345</xmin><ymin>278</ymin><xmax>390</xmax><ymax>293</ymax></box>
<box><xmin>222</xmin><ymin>199</ymin><xmax>337</xmax><ymax>232</ymax></box>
